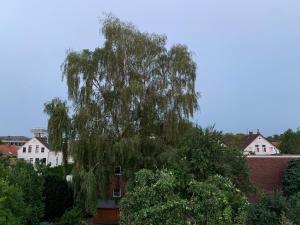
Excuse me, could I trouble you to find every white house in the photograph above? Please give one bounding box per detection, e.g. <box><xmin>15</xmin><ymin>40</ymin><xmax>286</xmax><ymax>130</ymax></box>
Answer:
<box><xmin>17</xmin><ymin>137</ymin><xmax>63</xmax><ymax>167</ymax></box>
<box><xmin>242</xmin><ymin>130</ymin><xmax>280</xmax><ymax>155</ymax></box>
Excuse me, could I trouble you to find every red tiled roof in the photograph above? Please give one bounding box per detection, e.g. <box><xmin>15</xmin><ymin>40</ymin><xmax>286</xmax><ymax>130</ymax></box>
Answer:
<box><xmin>0</xmin><ymin>144</ymin><xmax>18</xmax><ymax>157</ymax></box>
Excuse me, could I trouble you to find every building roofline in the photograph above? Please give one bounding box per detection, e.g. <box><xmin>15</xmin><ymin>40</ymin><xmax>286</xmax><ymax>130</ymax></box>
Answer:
<box><xmin>247</xmin><ymin>155</ymin><xmax>300</xmax><ymax>158</ymax></box>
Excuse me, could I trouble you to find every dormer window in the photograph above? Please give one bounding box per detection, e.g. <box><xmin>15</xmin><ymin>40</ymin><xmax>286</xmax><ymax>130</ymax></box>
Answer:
<box><xmin>114</xmin><ymin>166</ymin><xmax>122</xmax><ymax>176</ymax></box>
<box><xmin>113</xmin><ymin>188</ymin><xmax>121</xmax><ymax>198</ymax></box>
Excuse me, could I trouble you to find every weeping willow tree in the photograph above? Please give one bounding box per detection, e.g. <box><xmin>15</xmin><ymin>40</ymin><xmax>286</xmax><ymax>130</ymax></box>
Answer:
<box><xmin>44</xmin><ymin>98</ymin><xmax>71</xmax><ymax>173</ymax></box>
<box><xmin>62</xmin><ymin>16</ymin><xmax>198</xmax><ymax>213</ymax></box>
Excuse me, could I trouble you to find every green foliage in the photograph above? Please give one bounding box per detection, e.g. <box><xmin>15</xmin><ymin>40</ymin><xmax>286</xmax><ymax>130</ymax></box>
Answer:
<box><xmin>285</xmin><ymin>193</ymin><xmax>300</xmax><ymax>224</ymax></box>
<box><xmin>55</xmin><ymin>207</ymin><xmax>83</xmax><ymax>225</ymax></box>
<box><xmin>44</xmin><ymin>98</ymin><xmax>72</xmax><ymax>171</ymax></box>
<box><xmin>246</xmin><ymin>194</ymin><xmax>287</xmax><ymax>225</ymax></box>
<box><xmin>0</xmin><ymin>179</ymin><xmax>26</xmax><ymax>225</ymax></box>
<box><xmin>43</xmin><ymin>175</ymin><xmax>74</xmax><ymax>221</ymax></box>
<box><xmin>59</xmin><ymin>15</ymin><xmax>198</xmax><ymax>212</ymax></box>
<box><xmin>174</xmin><ymin>126</ymin><xmax>250</xmax><ymax>190</ymax></box>
<box><xmin>282</xmin><ymin>159</ymin><xmax>300</xmax><ymax>196</ymax></box>
<box><xmin>222</xmin><ymin>133</ymin><xmax>245</xmax><ymax>149</ymax></box>
<box><xmin>279</xmin><ymin>129</ymin><xmax>300</xmax><ymax>154</ymax></box>
<box><xmin>120</xmin><ymin>169</ymin><xmax>249</xmax><ymax>225</ymax></box>
<box><xmin>3</xmin><ymin>160</ymin><xmax>44</xmax><ymax>225</ymax></box>
<box><xmin>280</xmin><ymin>214</ymin><xmax>295</xmax><ymax>225</ymax></box>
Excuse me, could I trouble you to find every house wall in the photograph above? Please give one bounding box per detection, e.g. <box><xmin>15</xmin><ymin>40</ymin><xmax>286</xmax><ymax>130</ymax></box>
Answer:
<box><xmin>17</xmin><ymin>138</ymin><xmax>63</xmax><ymax>167</ymax></box>
<box><xmin>48</xmin><ymin>151</ymin><xmax>63</xmax><ymax>167</ymax></box>
<box><xmin>244</xmin><ymin>135</ymin><xmax>279</xmax><ymax>155</ymax></box>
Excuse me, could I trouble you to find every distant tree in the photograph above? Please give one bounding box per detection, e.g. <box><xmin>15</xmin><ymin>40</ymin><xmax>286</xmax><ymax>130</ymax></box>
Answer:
<box><xmin>222</xmin><ymin>133</ymin><xmax>245</xmax><ymax>149</ymax></box>
<box><xmin>120</xmin><ymin>169</ymin><xmax>248</xmax><ymax>225</ymax></box>
<box><xmin>0</xmin><ymin>179</ymin><xmax>26</xmax><ymax>225</ymax></box>
<box><xmin>279</xmin><ymin>129</ymin><xmax>300</xmax><ymax>154</ymax></box>
<box><xmin>43</xmin><ymin>175</ymin><xmax>74</xmax><ymax>221</ymax></box>
<box><xmin>267</xmin><ymin>134</ymin><xmax>282</xmax><ymax>143</ymax></box>
<box><xmin>44</xmin><ymin>98</ymin><xmax>72</xmax><ymax>173</ymax></box>
<box><xmin>60</xmin><ymin>15</ymin><xmax>198</xmax><ymax>212</ymax></box>
<box><xmin>174</xmin><ymin>126</ymin><xmax>250</xmax><ymax>190</ymax></box>
<box><xmin>282</xmin><ymin>159</ymin><xmax>300</xmax><ymax>196</ymax></box>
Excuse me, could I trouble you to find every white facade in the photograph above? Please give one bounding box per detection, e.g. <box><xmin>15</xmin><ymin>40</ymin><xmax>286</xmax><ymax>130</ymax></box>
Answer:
<box><xmin>17</xmin><ymin>137</ymin><xmax>63</xmax><ymax>167</ymax></box>
<box><xmin>244</xmin><ymin>134</ymin><xmax>280</xmax><ymax>155</ymax></box>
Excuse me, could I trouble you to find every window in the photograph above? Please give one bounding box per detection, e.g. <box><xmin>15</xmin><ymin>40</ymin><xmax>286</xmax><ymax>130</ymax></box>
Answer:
<box><xmin>114</xmin><ymin>166</ymin><xmax>122</xmax><ymax>176</ymax></box>
<box><xmin>41</xmin><ymin>158</ymin><xmax>46</xmax><ymax>164</ymax></box>
<box><xmin>255</xmin><ymin>145</ymin><xmax>259</xmax><ymax>152</ymax></box>
<box><xmin>28</xmin><ymin>145</ymin><xmax>32</xmax><ymax>153</ymax></box>
<box><xmin>29</xmin><ymin>158</ymin><xmax>33</xmax><ymax>163</ymax></box>
<box><xmin>41</xmin><ymin>147</ymin><xmax>45</xmax><ymax>153</ymax></box>
<box><xmin>35</xmin><ymin>158</ymin><xmax>39</xmax><ymax>163</ymax></box>
<box><xmin>113</xmin><ymin>188</ymin><xmax>121</xmax><ymax>198</ymax></box>
<box><xmin>262</xmin><ymin>145</ymin><xmax>266</xmax><ymax>152</ymax></box>
<box><xmin>23</xmin><ymin>147</ymin><xmax>26</xmax><ymax>153</ymax></box>
<box><xmin>35</xmin><ymin>145</ymin><xmax>39</xmax><ymax>153</ymax></box>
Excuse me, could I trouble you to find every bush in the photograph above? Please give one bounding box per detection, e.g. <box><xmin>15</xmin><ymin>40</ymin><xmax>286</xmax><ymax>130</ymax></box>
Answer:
<box><xmin>283</xmin><ymin>159</ymin><xmax>300</xmax><ymax>196</ymax></box>
<box><xmin>120</xmin><ymin>169</ymin><xmax>249</xmax><ymax>225</ymax></box>
<box><xmin>5</xmin><ymin>160</ymin><xmax>44</xmax><ymax>225</ymax></box>
<box><xmin>0</xmin><ymin>179</ymin><xmax>26</xmax><ymax>225</ymax></box>
<box><xmin>55</xmin><ymin>207</ymin><xmax>83</xmax><ymax>225</ymax></box>
<box><xmin>285</xmin><ymin>193</ymin><xmax>300</xmax><ymax>225</ymax></box>
<box><xmin>246</xmin><ymin>194</ymin><xmax>287</xmax><ymax>225</ymax></box>
<box><xmin>43</xmin><ymin>175</ymin><xmax>74</xmax><ymax>221</ymax></box>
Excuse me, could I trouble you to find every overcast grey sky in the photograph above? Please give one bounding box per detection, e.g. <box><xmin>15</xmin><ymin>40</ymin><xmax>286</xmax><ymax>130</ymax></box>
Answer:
<box><xmin>1</xmin><ymin>0</ymin><xmax>300</xmax><ymax>137</ymax></box>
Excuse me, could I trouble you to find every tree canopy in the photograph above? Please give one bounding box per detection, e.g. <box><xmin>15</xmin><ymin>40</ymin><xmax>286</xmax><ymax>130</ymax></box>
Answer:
<box><xmin>58</xmin><ymin>16</ymin><xmax>198</xmax><ymax>212</ymax></box>
<box><xmin>173</xmin><ymin>126</ymin><xmax>250</xmax><ymax>190</ymax></box>
<box><xmin>44</xmin><ymin>98</ymin><xmax>72</xmax><ymax>170</ymax></box>
<box><xmin>120</xmin><ymin>169</ymin><xmax>249</xmax><ymax>225</ymax></box>
<box><xmin>279</xmin><ymin>129</ymin><xmax>300</xmax><ymax>154</ymax></box>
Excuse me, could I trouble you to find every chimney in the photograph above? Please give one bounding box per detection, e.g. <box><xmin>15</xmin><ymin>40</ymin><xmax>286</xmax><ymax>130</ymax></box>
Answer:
<box><xmin>249</xmin><ymin>131</ymin><xmax>253</xmax><ymax>135</ymax></box>
<box><xmin>257</xmin><ymin>129</ymin><xmax>260</xmax><ymax>134</ymax></box>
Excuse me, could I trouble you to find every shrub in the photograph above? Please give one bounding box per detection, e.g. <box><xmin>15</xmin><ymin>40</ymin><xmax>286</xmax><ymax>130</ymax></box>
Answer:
<box><xmin>283</xmin><ymin>159</ymin><xmax>300</xmax><ymax>196</ymax></box>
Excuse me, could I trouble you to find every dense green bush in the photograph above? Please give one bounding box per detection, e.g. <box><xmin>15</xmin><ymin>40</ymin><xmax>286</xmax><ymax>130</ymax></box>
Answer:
<box><xmin>0</xmin><ymin>179</ymin><xmax>26</xmax><ymax>225</ymax></box>
<box><xmin>1</xmin><ymin>160</ymin><xmax>44</xmax><ymax>225</ymax></box>
<box><xmin>246</xmin><ymin>194</ymin><xmax>287</xmax><ymax>225</ymax></box>
<box><xmin>120</xmin><ymin>169</ymin><xmax>249</xmax><ymax>225</ymax></box>
<box><xmin>55</xmin><ymin>207</ymin><xmax>83</xmax><ymax>225</ymax></box>
<box><xmin>283</xmin><ymin>159</ymin><xmax>300</xmax><ymax>196</ymax></box>
<box><xmin>285</xmin><ymin>192</ymin><xmax>300</xmax><ymax>225</ymax></box>
<box><xmin>43</xmin><ymin>175</ymin><xmax>74</xmax><ymax>221</ymax></box>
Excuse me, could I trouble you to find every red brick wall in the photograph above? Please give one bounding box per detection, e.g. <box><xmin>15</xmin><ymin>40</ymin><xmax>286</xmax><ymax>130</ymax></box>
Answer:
<box><xmin>247</xmin><ymin>156</ymin><xmax>295</xmax><ymax>193</ymax></box>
